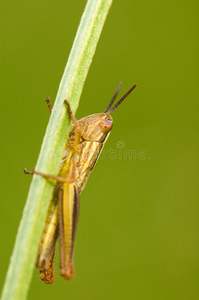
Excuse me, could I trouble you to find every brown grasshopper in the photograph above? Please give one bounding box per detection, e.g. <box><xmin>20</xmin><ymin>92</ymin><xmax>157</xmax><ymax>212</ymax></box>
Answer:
<box><xmin>24</xmin><ymin>82</ymin><xmax>136</xmax><ymax>283</ymax></box>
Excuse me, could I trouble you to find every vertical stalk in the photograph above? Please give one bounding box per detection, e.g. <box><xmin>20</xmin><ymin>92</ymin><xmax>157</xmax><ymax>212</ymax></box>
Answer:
<box><xmin>1</xmin><ymin>1</ymin><xmax>113</xmax><ymax>299</ymax></box>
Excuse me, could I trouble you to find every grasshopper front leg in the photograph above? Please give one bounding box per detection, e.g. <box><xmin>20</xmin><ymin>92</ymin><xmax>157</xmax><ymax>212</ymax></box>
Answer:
<box><xmin>45</xmin><ymin>97</ymin><xmax>53</xmax><ymax>113</ymax></box>
<box><xmin>24</xmin><ymin>99</ymin><xmax>80</xmax><ymax>182</ymax></box>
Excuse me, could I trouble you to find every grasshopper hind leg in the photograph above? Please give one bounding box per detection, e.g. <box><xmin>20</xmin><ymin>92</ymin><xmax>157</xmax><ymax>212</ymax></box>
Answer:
<box><xmin>59</xmin><ymin>182</ymin><xmax>80</xmax><ymax>280</ymax></box>
<box><xmin>39</xmin><ymin>250</ymin><xmax>55</xmax><ymax>284</ymax></box>
<box><xmin>35</xmin><ymin>187</ymin><xmax>59</xmax><ymax>284</ymax></box>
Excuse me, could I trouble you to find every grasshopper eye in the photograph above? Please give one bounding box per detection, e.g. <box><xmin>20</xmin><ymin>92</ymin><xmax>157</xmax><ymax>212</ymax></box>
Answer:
<box><xmin>98</xmin><ymin>120</ymin><xmax>113</xmax><ymax>133</ymax></box>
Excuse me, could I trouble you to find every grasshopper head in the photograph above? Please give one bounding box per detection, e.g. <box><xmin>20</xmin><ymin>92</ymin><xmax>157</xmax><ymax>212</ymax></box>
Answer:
<box><xmin>78</xmin><ymin>83</ymin><xmax>137</xmax><ymax>143</ymax></box>
<box><xmin>79</xmin><ymin>113</ymin><xmax>113</xmax><ymax>143</ymax></box>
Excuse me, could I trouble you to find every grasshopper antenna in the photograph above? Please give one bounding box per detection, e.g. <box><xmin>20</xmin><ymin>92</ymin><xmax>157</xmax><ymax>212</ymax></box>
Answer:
<box><xmin>104</xmin><ymin>82</ymin><xmax>122</xmax><ymax>113</ymax></box>
<box><xmin>107</xmin><ymin>84</ymin><xmax>137</xmax><ymax>114</ymax></box>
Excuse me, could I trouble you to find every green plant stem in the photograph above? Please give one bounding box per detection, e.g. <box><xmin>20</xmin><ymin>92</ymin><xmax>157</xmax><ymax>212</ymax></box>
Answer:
<box><xmin>1</xmin><ymin>1</ymin><xmax>112</xmax><ymax>299</ymax></box>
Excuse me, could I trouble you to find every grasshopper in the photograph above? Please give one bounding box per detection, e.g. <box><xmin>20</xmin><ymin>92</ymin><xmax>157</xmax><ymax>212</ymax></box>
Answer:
<box><xmin>24</xmin><ymin>82</ymin><xmax>136</xmax><ymax>283</ymax></box>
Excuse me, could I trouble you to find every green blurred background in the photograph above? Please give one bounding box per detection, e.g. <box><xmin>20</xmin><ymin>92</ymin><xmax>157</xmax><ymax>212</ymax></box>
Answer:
<box><xmin>1</xmin><ymin>1</ymin><xmax>199</xmax><ymax>299</ymax></box>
